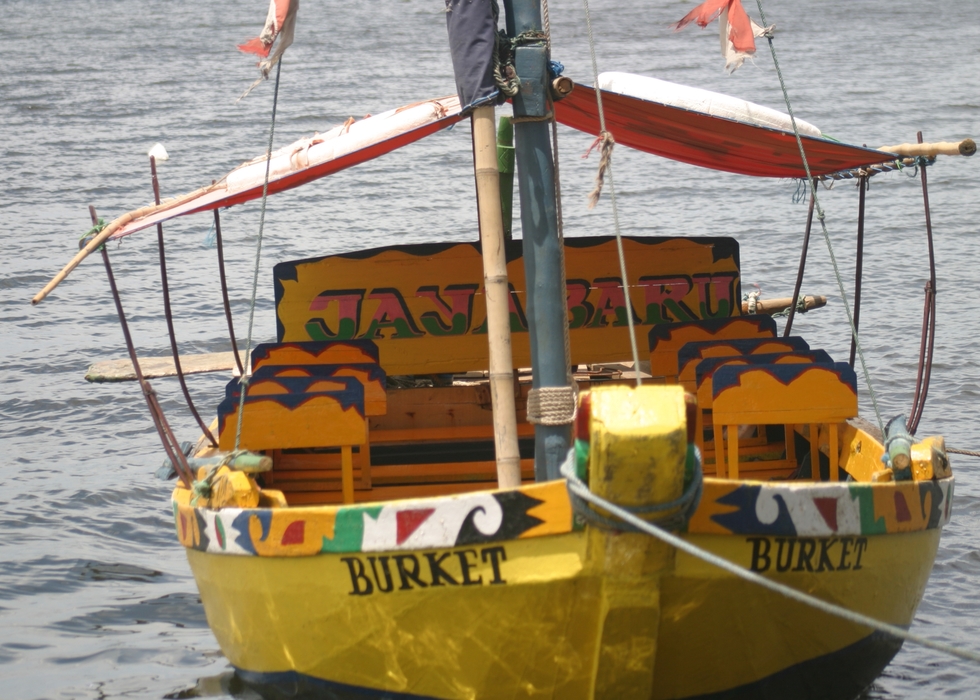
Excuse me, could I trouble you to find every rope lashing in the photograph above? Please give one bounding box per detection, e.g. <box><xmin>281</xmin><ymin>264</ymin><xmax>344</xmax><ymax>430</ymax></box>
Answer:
<box><xmin>586</xmin><ymin>131</ymin><xmax>615</xmax><ymax>209</ymax></box>
<box><xmin>559</xmin><ymin>455</ymin><xmax>980</xmax><ymax>664</ymax></box>
<box><xmin>772</xmin><ymin>295</ymin><xmax>810</xmax><ymax>318</ymax></box>
<box><xmin>527</xmin><ymin>385</ymin><xmax>577</xmax><ymax>425</ymax></box>
<box><xmin>79</xmin><ymin>219</ymin><xmax>107</xmax><ymax>249</ymax></box>
<box><xmin>562</xmin><ymin>447</ymin><xmax>703</xmax><ymax>532</ymax></box>
<box><xmin>490</xmin><ymin>0</ymin><xmax>548</xmax><ymax>100</ymax></box>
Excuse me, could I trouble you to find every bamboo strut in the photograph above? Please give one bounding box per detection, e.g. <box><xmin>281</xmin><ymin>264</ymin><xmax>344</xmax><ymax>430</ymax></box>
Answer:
<box><xmin>741</xmin><ymin>295</ymin><xmax>827</xmax><ymax>315</ymax></box>
<box><xmin>32</xmin><ymin>183</ymin><xmax>218</xmax><ymax>305</ymax></box>
<box><xmin>472</xmin><ymin>105</ymin><xmax>522</xmax><ymax>489</ymax></box>
<box><xmin>878</xmin><ymin>139</ymin><xmax>976</xmax><ymax>157</ymax></box>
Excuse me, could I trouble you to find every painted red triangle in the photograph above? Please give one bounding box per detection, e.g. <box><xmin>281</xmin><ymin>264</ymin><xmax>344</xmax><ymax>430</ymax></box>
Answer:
<box><xmin>814</xmin><ymin>497</ymin><xmax>839</xmax><ymax>532</ymax></box>
<box><xmin>396</xmin><ymin>508</ymin><xmax>435</xmax><ymax>545</ymax></box>
<box><xmin>894</xmin><ymin>492</ymin><xmax>912</xmax><ymax>522</ymax></box>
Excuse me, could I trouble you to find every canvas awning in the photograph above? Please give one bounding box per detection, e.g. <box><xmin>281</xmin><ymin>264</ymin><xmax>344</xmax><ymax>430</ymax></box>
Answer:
<box><xmin>554</xmin><ymin>83</ymin><xmax>895</xmax><ymax>178</ymax></box>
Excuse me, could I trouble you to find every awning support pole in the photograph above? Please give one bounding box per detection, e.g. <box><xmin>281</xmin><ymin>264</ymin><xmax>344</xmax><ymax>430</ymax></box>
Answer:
<box><xmin>92</xmin><ymin>205</ymin><xmax>194</xmax><ymax>488</ymax></box>
<box><xmin>213</xmin><ymin>209</ymin><xmax>245</xmax><ymax>376</ymax></box>
<box><xmin>784</xmin><ymin>185</ymin><xmax>815</xmax><ymax>337</ymax></box>
<box><xmin>472</xmin><ymin>105</ymin><xmax>523</xmax><ymax>488</ymax></box>
<box><xmin>849</xmin><ymin>174</ymin><xmax>868</xmax><ymax>368</ymax></box>
<box><xmin>151</xmin><ymin>156</ymin><xmax>217</xmax><ymax>446</ymax></box>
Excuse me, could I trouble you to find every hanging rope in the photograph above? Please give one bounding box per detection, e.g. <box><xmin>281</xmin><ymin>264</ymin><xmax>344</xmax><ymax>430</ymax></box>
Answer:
<box><xmin>234</xmin><ymin>60</ymin><xmax>283</xmax><ymax>450</ymax></box>
<box><xmin>582</xmin><ymin>0</ymin><xmax>642</xmax><ymax>387</ymax></box>
<box><xmin>754</xmin><ymin>0</ymin><xmax>883</xmax><ymax>435</ymax></box>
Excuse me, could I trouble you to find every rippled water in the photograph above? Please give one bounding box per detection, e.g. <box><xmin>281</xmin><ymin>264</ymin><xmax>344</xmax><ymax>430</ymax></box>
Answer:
<box><xmin>2</xmin><ymin>0</ymin><xmax>978</xmax><ymax>698</ymax></box>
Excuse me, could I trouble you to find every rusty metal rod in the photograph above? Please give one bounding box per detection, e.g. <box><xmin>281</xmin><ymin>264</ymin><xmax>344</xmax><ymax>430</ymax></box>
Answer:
<box><xmin>784</xmin><ymin>187</ymin><xmax>815</xmax><ymax>337</ymax></box>
<box><xmin>151</xmin><ymin>156</ymin><xmax>217</xmax><ymax>446</ymax></box>
<box><xmin>93</xmin><ymin>205</ymin><xmax>194</xmax><ymax>488</ymax></box>
<box><xmin>909</xmin><ymin>131</ymin><xmax>938</xmax><ymax>434</ymax></box>
<box><xmin>213</xmin><ymin>209</ymin><xmax>245</xmax><ymax>375</ymax></box>
<box><xmin>849</xmin><ymin>175</ymin><xmax>868</xmax><ymax>368</ymax></box>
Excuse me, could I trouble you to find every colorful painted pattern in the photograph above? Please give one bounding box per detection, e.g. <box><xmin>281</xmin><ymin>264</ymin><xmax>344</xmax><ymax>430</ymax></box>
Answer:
<box><xmin>174</xmin><ymin>480</ymin><xmax>573</xmax><ymax>557</ymax></box>
<box><xmin>174</xmin><ymin>475</ymin><xmax>954</xmax><ymax>557</ymax></box>
<box><xmin>687</xmin><ymin>478</ymin><xmax>954</xmax><ymax>536</ymax></box>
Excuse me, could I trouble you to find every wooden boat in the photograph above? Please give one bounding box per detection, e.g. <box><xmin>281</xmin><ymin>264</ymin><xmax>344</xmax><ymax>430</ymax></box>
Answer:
<box><xmin>34</xmin><ymin>0</ymin><xmax>974</xmax><ymax>698</ymax></box>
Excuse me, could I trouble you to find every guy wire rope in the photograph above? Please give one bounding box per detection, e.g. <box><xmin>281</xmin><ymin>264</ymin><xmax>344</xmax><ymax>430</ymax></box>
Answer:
<box><xmin>560</xmin><ymin>454</ymin><xmax>980</xmax><ymax>665</ymax></box>
<box><xmin>234</xmin><ymin>60</ymin><xmax>283</xmax><ymax>450</ymax></box>
<box><xmin>582</xmin><ymin>0</ymin><xmax>643</xmax><ymax>387</ymax></box>
<box><xmin>755</xmin><ymin>0</ymin><xmax>884</xmax><ymax>435</ymax></box>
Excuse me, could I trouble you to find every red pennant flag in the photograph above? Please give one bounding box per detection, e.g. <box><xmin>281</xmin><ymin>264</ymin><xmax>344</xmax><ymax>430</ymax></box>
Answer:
<box><xmin>673</xmin><ymin>0</ymin><xmax>767</xmax><ymax>72</ymax></box>
<box><xmin>238</xmin><ymin>0</ymin><xmax>297</xmax><ymax>59</ymax></box>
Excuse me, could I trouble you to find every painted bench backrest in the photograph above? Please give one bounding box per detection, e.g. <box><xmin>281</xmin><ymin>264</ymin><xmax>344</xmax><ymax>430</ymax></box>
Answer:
<box><xmin>648</xmin><ymin>315</ymin><xmax>778</xmax><ymax>381</ymax></box>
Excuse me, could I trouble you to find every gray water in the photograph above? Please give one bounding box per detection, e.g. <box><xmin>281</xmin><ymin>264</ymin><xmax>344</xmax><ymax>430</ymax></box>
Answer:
<box><xmin>1</xmin><ymin>0</ymin><xmax>978</xmax><ymax>698</ymax></box>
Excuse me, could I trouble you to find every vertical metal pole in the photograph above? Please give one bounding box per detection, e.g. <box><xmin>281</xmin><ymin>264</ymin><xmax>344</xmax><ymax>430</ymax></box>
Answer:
<box><xmin>213</xmin><ymin>209</ymin><xmax>245</xmax><ymax>375</ymax></box>
<box><xmin>784</xmin><ymin>187</ymin><xmax>815</xmax><ymax>337</ymax></box>
<box><xmin>506</xmin><ymin>0</ymin><xmax>573</xmax><ymax>481</ymax></box>
<box><xmin>849</xmin><ymin>175</ymin><xmax>868</xmax><ymax>368</ymax></box>
<box><xmin>151</xmin><ymin>157</ymin><xmax>217</xmax><ymax>446</ymax></box>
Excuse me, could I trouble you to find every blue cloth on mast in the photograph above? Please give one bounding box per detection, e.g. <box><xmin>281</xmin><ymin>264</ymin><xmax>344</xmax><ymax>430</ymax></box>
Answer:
<box><xmin>445</xmin><ymin>0</ymin><xmax>499</xmax><ymax>111</ymax></box>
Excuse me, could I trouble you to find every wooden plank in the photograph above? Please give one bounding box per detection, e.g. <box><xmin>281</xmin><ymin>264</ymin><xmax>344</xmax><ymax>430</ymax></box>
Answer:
<box><xmin>370</xmin><ymin>423</ymin><xmax>535</xmax><ymax>444</ymax></box>
<box><xmin>270</xmin><ymin>460</ymin><xmax>535</xmax><ymax>488</ymax></box>
<box><xmin>85</xmin><ymin>351</ymin><xmax>245</xmax><ymax>382</ymax></box>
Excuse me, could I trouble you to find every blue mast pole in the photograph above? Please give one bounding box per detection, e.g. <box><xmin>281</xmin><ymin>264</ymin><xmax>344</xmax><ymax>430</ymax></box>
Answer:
<box><xmin>503</xmin><ymin>0</ymin><xmax>573</xmax><ymax>481</ymax></box>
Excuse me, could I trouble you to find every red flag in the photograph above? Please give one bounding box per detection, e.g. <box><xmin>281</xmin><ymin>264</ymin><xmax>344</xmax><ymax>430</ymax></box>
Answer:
<box><xmin>674</xmin><ymin>0</ymin><xmax>769</xmax><ymax>73</ymax></box>
<box><xmin>238</xmin><ymin>0</ymin><xmax>298</xmax><ymax>61</ymax></box>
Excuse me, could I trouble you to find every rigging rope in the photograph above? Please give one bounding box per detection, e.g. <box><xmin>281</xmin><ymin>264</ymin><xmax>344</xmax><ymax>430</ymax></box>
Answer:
<box><xmin>754</xmin><ymin>0</ymin><xmax>884</xmax><ymax>435</ymax></box>
<box><xmin>559</xmin><ymin>453</ymin><xmax>980</xmax><ymax>665</ymax></box>
<box><xmin>234</xmin><ymin>60</ymin><xmax>283</xmax><ymax>450</ymax></box>
<box><xmin>581</xmin><ymin>0</ymin><xmax>642</xmax><ymax>387</ymax></box>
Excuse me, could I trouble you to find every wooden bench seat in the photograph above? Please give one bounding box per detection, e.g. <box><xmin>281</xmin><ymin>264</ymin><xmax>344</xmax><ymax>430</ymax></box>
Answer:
<box><xmin>711</xmin><ymin>362</ymin><xmax>858</xmax><ymax>481</ymax></box>
<box><xmin>692</xmin><ymin>350</ymin><xmax>833</xmax><ymax>474</ymax></box>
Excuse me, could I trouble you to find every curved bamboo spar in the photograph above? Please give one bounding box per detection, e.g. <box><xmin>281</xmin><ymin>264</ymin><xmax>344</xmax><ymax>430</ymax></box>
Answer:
<box><xmin>31</xmin><ymin>184</ymin><xmax>216</xmax><ymax>305</ymax></box>
<box><xmin>878</xmin><ymin>139</ymin><xmax>976</xmax><ymax>157</ymax></box>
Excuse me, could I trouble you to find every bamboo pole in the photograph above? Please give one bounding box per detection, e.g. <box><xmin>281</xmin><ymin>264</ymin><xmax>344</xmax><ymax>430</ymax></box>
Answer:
<box><xmin>472</xmin><ymin>105</ymin><xmax>522</xmax><ymax>489</ymax></box>
<box><xmin>741</xmin><ymin>295</ymin><xmax>827</xmax><ymax>315</ymax></box>
<box><xmin>32</xmin><ymin>183</ymin><xmax>217</xmax><ymax>305</ymax></box>
<box><xmin>878</xmin><ymin>139</ymin><xmax>975</xmax><ymax>157</ymax></box>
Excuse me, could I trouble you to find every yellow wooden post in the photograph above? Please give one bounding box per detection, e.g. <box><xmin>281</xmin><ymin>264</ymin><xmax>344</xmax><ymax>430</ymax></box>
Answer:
<box><xmin>809</xmin><ymin>425</ymin><xmax>821</xmax><ymax>481</ymax></box>
<box><xmin>360</xmin><ymin>428</ymin><xmax>372</xmax><ymax>489</ymax></box>
<box><xmin>715</xmin><ymin>422</ymin><xmax>726</xmax><ymax>478</ymax></box>
<box><xmin>727</xmin><ymin>426</ymin><xmax>739</xmax><ymax>480</ymax></box>
<box><xmin>341</xmin><ymin>445</ymin><xmax>354</xmax><ymax>504</ymax></box>
<box><xmin>828</xmin><ymin>423</ymin><xmax>839</xmax><ymax>481</ymax></box>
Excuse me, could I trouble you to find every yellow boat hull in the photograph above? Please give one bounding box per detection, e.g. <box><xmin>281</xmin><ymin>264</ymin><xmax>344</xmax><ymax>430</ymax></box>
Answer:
<box><xmin>182</xmin><ymin>479</ymin><xmax>946</xmax><ymax>699</ymax></box>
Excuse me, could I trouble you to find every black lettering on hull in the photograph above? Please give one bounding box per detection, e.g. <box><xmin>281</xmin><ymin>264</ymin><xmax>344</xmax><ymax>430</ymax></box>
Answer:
<box><xmin>745</xmin><ymin>537</ymin><xmax>870</xmax><ymax>574</ymax></box>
